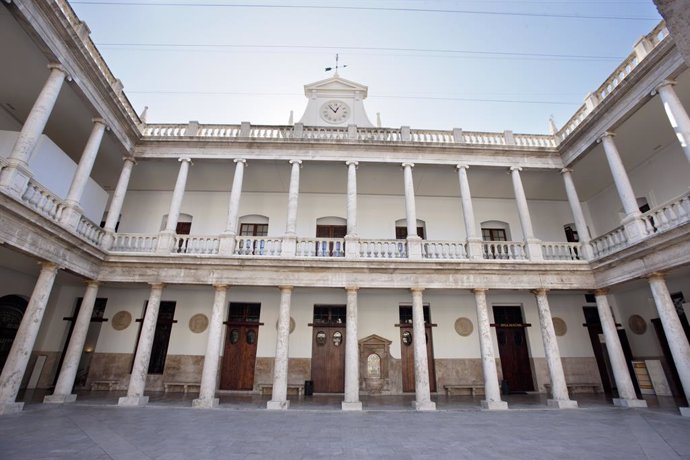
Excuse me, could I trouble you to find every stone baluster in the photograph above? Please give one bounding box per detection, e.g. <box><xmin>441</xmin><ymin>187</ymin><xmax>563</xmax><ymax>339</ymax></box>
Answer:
<box><xmin>402</xmin><ymin>163</ymin><xmax>422</xmax><ymax>259</ymax></box>
<box><xmin>560</xmin><ymin>168</ymin><xmax>593</xmax><ymax>259</ymax></box>
<box><xmin>193</xmin><ymin>285</ymin><xmax>228</xmax><ymax>408</ymax></box>
<box><xmin>268</xmin><ymin>286</ymin><xmax>293</xmax><ymax>410</ymax></box>
<box><xmin>473</xmin><ymin>289</ymin><xmax>508</xmax><ymax>410</ymax></box>
<box><xmin>102</xmin><ymin>157</ymin><xmax>136</xmax><ymax>250</ymax></box>
<box><xmin>655</xmin><ymin>80</ymin><xmax>690</xmax><ymax>162</ymax></box>
<box><xmin>410</xmin><ymin>288</ymin><xmax>435</xmax><ymax>411</ymax></box>
<box><xmin>510</xmin><ymin>167</ymin><xmax>543</xmax><ymax>261</ymax></box>
<box><xmin>342</xmin><ymin>287</ymin><xmax>362</xmax><ymax>410</ymax></box>
<box><xmin>457</xmin><ymin>164</ymin><xmax>483</xmax><ymax>259</ymax></box>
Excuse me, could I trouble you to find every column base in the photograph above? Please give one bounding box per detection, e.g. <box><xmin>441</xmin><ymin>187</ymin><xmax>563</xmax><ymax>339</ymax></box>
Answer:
<box><xmin>266</xmin><ymin>400</ymin><xmax>290</xmax><ymax>410</ymax></box>
<box><xmin>622</xmin><ymin>213</ymin><xmax>648</xmax><ymax>243</ymax></box>
<box><xmin>0</xmin><ymin>402</ymin><xmax>24</xmax><ymax>415</ymax></box>
<box><xmin>525</xmin><ymin>239</ymin><xmax>544</xmax><ymax>261</ymax></box>
<box><xmin>192</xmin><ymin>397</ymin><xmax>219</xmax><ymax>409</ymax></box>
<box><xmin>43</xmin><ymin>393</ymin><xmax>77</xmax><ymax>404</ymax></box>
<box><xmin>481</xmin><ymin>400</ymin><xmax>509</xmax><ymax>410</ymax></box>
<box><xmin>155</xmin><ymin>231</ymin><xmax>175</xmax><ymax>254</ymax></box>
<box><xmin>547</xmin><ymin>399</ymin><xmax>578</xmax><ymax>409</ymax></box>
<box><xmin>217</xmin><ymin>233</ymin><xmax>236</xmax><ymax>257</ymax></box>
<box><xmin>59</xmin><ymin>204</ymin><xmax>82</xmax><ymax>231</ymax></box>
<box><xmin>406</xmin><ymin>237</ymin><xmax>423</xmax><ymax>260</ymax></box>
<box><xmin>341</xmin><ymin>401</ymin><xmax>363</xmax><ymax>411</ymax></box>
<box><xmin>466</xmin><ymin>238</ymin><xmax>484</xmax><ymax>260</ymax></box>
<box><xmin>679</xmin><ymin>407</ymin><xmax>690</xmax><ymax>417</ymax></box>
<box><xmin>412</xmin><ymin>400</ymin><xmax>436</xmax><ymax>411</ymax></box>
<box><xmin>613</xmin><ymin>398</ymin><xmax>648</xmax><ymax>408</ymax></box>
<box><xmin>0</xmin><ymin>163</ymin><xmax>31</xmax><ymax>200</ymax></box>
<box><xmin>118</xmin><ymin>395</ymin><xmax>149</xmax><ymax>407</ymax></box>
<box><xmin>101</xmin><ymin>231</ymin><xmax>115</xmax><ymax>250</ymax></box>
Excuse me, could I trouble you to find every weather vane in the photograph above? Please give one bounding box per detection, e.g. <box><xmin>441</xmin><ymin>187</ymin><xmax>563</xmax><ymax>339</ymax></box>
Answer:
<box><xmin>325</xmin><ymin>53</ymin><xmax>348</xmax><ymax>74</ymax></box>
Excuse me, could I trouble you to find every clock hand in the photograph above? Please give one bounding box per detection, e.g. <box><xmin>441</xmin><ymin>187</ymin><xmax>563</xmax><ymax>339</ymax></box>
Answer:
<box><xmin>329</xmin><ymin>106</ymin><xmax>338</xmax><ymax>113</ymax></box>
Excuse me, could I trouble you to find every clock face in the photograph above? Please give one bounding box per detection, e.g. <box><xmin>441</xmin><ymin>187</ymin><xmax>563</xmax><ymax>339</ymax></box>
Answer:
<box><xmin>320</xmin><ymin>100</ymin><xmax>351</xmax><ymax>124</ymax></box>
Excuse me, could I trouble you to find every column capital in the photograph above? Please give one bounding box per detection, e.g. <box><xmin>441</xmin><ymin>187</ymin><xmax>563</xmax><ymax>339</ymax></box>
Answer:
<box><xmin>149</xmin><ymin>282</ymin><xmax>165</xmax><ymax>289</ymax></box>
<box><xmin>471</xmin><ymin>288</ymin><xmax>488</xmax><ymax>294</ymax></box>
<box><xmin>178</xmin><ymin>157</ymin><xmax>193</xmax><ymax>164</ymax></box>
<box><xmin>233</xmin><ymin>158</ymin><xmax>247</xmax><ymax>165</ymax></box>
<box><xmin>91</xmin><ymin>117</ymin><xmax>108</xmax><ymax>129</ymax></box>
<box><xmin>401</xmin><ymin>162</ymin><xmax>415</xmax><ymax>168</ymax></box>
<box><xmin>531</xmin><ymin>288</ymin><xmax>549</xmax><ymax>296</ymax></box>
<box><xmin>289</xmin><ymin>159</ymin><xmax>302</xmax><ymax>166</ymax></box>
<box><xmin>85</xmin><ymin>280</ymin><xmax>100</xmax><ymax>288</ymax></box>
<box><xmin>456</xmin><ymin>163</ymin><xmax>470</xmax><ymax>170</ymax></box>
<box><xmin>593</xmin><ymin>288</ymin><xmax>609</xmax><ymax>296</ymax></box>
<box><xmin>597</xmin><ymin>131</ymin><xmax>616</xmax><ymax>143</ymax></box>
<box><xmin>345</xmin><ymin>160</ymin><xmax>359</xmax><ymax>167</ymax></box>
<box><xmin>410</xmin><ymin>287</ymin><xmax>425</xmax><ymax>294</ymax></box>
<box><xmin>344</xmin><ymin>286</ymin><xmax>359</xmax><ymax>293</ymax></box>
<box><xmin>509</xmin><ymin>166</ymin><xmax>522</xmax><ymax>172</ymax></box>
<box><xmin>38</xmin><ymin>261</ymin><xmax>59</xmax><ymax>272</ymax></box>
<box><xmin>122</xmin><ymin>155</ymin><xmax>137</xmax><ymax>165</ymax></box>
<box><xmin>654</xmin><ymin>79</ymin><xmax>676</xmax><ymax>93</ymax></box>
<box><xmin>646</xmin><ymin>271</ymin><xmax>665</xmax><ymax>281</ymax></box>
<box><xmin>47</xmin><ymin>63</ymin><xmax>70</xmax><ymax>80</ymax></box>
<box><xmin>278</xmin><ymin>285</ymin><xmax>293</xmax><ymax>292</ymax></box>
<box><xmin>560</xmin><ymin>167</ymin><xmax>573</xmax><ymax>175</ymax></box>
<box><xmin>212</xmin><ymin>284</ymin><xmax>229</xmax><ymax>291</ymax></box>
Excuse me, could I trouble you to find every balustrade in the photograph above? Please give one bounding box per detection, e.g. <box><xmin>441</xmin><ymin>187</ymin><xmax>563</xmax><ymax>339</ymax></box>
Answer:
<box><xmin>234</xmin><ymin>236</ymin><xmax>282</xmax><ymax>256</ymax></box>
<box><xmin>20</xmin><ymin>179</ymin><xmax>65</xmax><ymax>222</ymax></box>
<box><xmin>296</xmin><ymin>238</ymin><xmax>345</xmax><ymax>257</ymax></box>
<box><xmin>111</xmin><ymin>234</ymin><xmax>158</xmax><ymax>253</ymax></box>
<box><xmin>642</xmin><ymin>191</ymin><xmax>690</xmax><ymax>235</ymax></box>
<box><xmin>422</xmin><ymin>241</ymin><xmax>468</xmax><ymax>260</ymax></box>
<box><xmin>541</xmin><ymin>242</ymin><xmax>582</xmax><ymax>261</ymax></box>
<box><xmin>173</xmin><ymin>235</ymin><xmax>220</xmax><ymax>255</ymax></box>
<box><xmin>591</xmin><ymin>227</ymin><xmax>628</xmax><ymax>258</ymax></box>
<box><xmin>359</xmin><ymin>239</ymin><xmax>407</xmax><ymax>259</ymax></box>
<box><xmin>76</xmin><ymin>216</ymin><xmax>105</xmax><ymax>245</ymax></box>
<box><xmin>482</xmin><ymin>241</ymin><xmax>527</xmax><ymax>260</ymax></box>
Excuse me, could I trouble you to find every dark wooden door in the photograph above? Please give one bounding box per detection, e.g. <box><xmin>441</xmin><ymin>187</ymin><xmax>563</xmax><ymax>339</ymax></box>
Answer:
<box><xmin>148</xmin><ymin>301</ymin><xmax>176</xmax><ymax>374</ymax></box>
<box><xmin>493</xmin><ymin>306</ymin><xmax>534</xmax><ymax>392</ymax></box>
<box><xmin>310</xmin><ymin>305</ymin><xmax>346</xmax><ymax>393</ymax></box>
<box><xmin>220</xmin><ymin>303</ymin><xmax>261</xmax><ymax>390</ymax></box>
<box><xmin>399</xmin><ymin>306</ymin><xmax>436</xmax><ymax>393</ymax></box>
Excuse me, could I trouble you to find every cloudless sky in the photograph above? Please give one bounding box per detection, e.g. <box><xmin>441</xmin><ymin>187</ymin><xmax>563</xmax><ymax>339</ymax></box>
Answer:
<box><xmin>69</xmin><ymin>0</ymin><xmax>662</xmax><ymax>133</ymax></box>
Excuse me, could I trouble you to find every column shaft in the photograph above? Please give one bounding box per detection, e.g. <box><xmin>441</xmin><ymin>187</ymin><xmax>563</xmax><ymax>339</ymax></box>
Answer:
<box><xmin>457</xmin><ymin>165</ymin><xmax>478</xmax><ymax>239</ymax></box>
<box><xmin>510</xmin><ymin>167</ymin><xmax>535</xmax><ymax>239</ymax></box>
<box><xmin>268</xmin><ymin>286</ymin><xmax>292</xmax><ymax>410</ymax></box>
<box><xmin>534</xmin><ymin>289</ymin><xmax>577</xmax><ymax>408</ymax></box>
<box><xmin>346</xmin><ymin>161</ymin><xmax>358</xmax><ymax>236</ymax></box>
<box><xmin>402</xmin><ymin>163</ymin><xmax>418</xmax><ymax>237</ymax></box>
<box><xmin>410</xmin><ymin>288</ymin><xmax>435</xmax><ymax>410</ymax></box>
<box><xmin>118</xmin><ymin>284</ymin><xmax>163</xmax><ymax>406</ymax></box>
<box><xmin>594</xmin><ymin>291</ymin><xmax>647</xmax><ymax>407</ymax></box>
<box><xmin>225</xmin><ymin>159</ymin><xmax>246</xmax><ymax>235</ymax></box>
<box><xmin>0</xmin><ymin>262</ymin><xmax>59</xmax><ymax>415</ymax></box>
<box><xmin>103</xmin><ymin>158</ymin><xmax>135</xmax><ymax>232</ymax></box>
<box><xmin>193</xmin><ymin>285</ymin><xmax>228</xmax><ymax>408</ymax></box>
<box><xmin>45</xmin><ymin>281</ymin><xmax>99</xmax><ymax>403</ymax></box>
<box><xmin>600</xmin><ymin>134</ymin><xmax>639</xmax><ymax>217</ymax></box>
<box><xmin>65</xmin><ymin>119</ymin><xmax>107</xmax><ymax>206</ymax></box>
<box><xmin>164</xmin><ymin>158</ymin><xmax>192</xmax><ymax>232</ymax></box>
<box><xmin>473</xmin><ymin>289</ymin><xmax>507</xmax><ymax>409</ymax></box>
<box><xmin>561</xmin><ymin>168</ymin><xmax>593</xmax><ymax>258</ymax></box>
<box><xmin>342</xmin><ymin>287</ymin><xmax>361</xmax><ymax>410</ymax></box>
<box><xmin>657</xmin><ymin>81</ymin><xmax>690</xmax><ymax>162</ymax></box>
<box><xmin>285</xmin><ymin>161</ymin><xmax>301</xmax><ymax>235</ymax></box>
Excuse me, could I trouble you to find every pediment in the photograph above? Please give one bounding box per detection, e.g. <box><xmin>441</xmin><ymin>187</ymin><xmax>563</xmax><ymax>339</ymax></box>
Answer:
<box><xmin>304</xmin><ymin>75</ymin><xmax>368</xmax><ymax>97</ymax></box>
<box><xmin>358</xmin><ymin>334</ymin><xmax>392</xmax><ymax>345</ymax></box>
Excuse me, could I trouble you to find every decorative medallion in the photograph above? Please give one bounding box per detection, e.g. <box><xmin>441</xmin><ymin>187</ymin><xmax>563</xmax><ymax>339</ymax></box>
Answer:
<box><xmin>454</xmin><ymin>317</ymin><xmax>474</xmax><ymax>337</ymax></box>
<box><xmin>628</xmin><ymin>314</ymin><xmax>647</xmax><ymax>335</ymax></box>
<box><xmin>275</xmin><ymin>317</ymin><xmax>296</xmax><ymax>334</ymax></box>
<box><xmin>111</xmin><ymin>311</ymin><xmax>132</xmax><ymax>331</ymax></box>
<box><xmin>189</xmin><ymin>313</ymin><xmax>209</xmax><ymax>333</ymax></box>
<box><xmin>552</xmin><ymin>317</ymin><xmax>567</xmax><ymax>336</ymax></box>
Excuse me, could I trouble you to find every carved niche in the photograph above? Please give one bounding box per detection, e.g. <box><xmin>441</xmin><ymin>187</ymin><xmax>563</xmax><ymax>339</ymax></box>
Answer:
<box><xmin>358</xmin><ymin>334</ymin><xmax>393</xmax><ymax>395</ymax></box>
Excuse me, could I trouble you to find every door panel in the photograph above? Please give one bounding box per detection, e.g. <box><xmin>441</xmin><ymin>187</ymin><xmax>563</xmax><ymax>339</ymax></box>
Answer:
<box><xmin>493</xmin><ymin>306</ymin><xmax>534</xmax><ymax>392</ymax></box>
<box><xmin>311</xmin><ymin>327</ymin><xmax>345</xmax><ymax>393</ymax></box>
<box><xmin>399</xmin><ymin>325</ymin><xmax>436</xmax><ymax>393</ymax></box>
<box><xmin>220</xmin><ymin>303</ymin><xmax>261</xmax><ymax>391</ymax></box>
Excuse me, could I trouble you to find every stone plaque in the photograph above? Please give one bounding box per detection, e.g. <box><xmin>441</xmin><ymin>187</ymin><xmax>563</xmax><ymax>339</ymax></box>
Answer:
<box><xmin>552</xmin><ymin>317</ymin><xmax>567</xmax><ymax>336</ymax></box>
<box><xmin>189</xmin><ymin>313</ymin><xmax>209</xmax><ymax>333</ymax></box>
<box><xmin>454</xmin><ymin>317</ymin><xmax>474</xmax><ymax>337</ymax></box>
<box><xmin>628</xmin><ymin>314</ymin><xmax>647</xmax><ymax>335</ymax></box>
<box><xmin>111</xmin><ymin>311</ymin><xmax>132</xmax><ymax>331</ymax></box>
<box><xmin>275</xmin><ymin>317</ymin><xmax>296</xmax><ymax>334</ymax></box>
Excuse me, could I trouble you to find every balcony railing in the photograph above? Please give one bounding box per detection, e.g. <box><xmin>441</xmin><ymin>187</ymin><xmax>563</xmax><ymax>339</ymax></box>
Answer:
<box><xmin>111</xmin><ymin>234</ymin><xmax>158</xmax><ymax>253</ymax></box>
<box><xmin>296</xmin><ymin>238</ymin><xmax>345</xmax><ymax>257</ymax></box>
<box><xmin>21</xmin><ymin>178</ymin><xmax>66</xmax><ymax>222</ymax></box>
<box><xmin>541</xmin><ymin>242</ymin><xmax>582</xmax><ymax>261</ymax></box>
<box><xmin>482</xmin><ymin>241</ymin><xmax>527</xmax><ymax>260</ymax></box>
<box><xmin>234</xmin><ymin>236</ymin><xmax>283</xmax><ymax>256</ymax></box>
<box><xmin>423</xmin><ymin>241</ymin><xmax>468</xmax><ymax>260</ymax></box>
<box><xmin>642</xmin><ymin>191</ymin><xmax>690</xmax><ymax>235</ymax></box>
<box><xmin>591</xmin><ymin>227</ymin><xmax>628</xmax><ymax>259</ymax></box>
<box><xmin>359</xmin><ymin>239</ymin><xmax>407</xmax><ymax>259</ymax></box>
<box><xmin>173</xmin><ymin>235</ymin><xmax>220</xmax><ymax>255</ymax></box>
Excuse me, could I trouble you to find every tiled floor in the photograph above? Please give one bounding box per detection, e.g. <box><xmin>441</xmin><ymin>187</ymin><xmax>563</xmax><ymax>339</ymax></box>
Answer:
<box><xmin>1</xmin><ymin>391</ymin><xmax>689</xmax><ymax>459</ymax></box>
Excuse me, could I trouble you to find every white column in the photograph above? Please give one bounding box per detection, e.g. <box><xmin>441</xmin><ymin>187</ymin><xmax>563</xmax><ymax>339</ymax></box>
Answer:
<box><xmin>457</xmin><ymin>164</ymin><xmax>482</xmax><ymax>259</ymax></box>
<box><xmin>510</xmin><ymin>167</ymin><xmax>543</xmax><ymax>261</ymax></box>
<box><xmin>342</xmin><ymin>287</ymin><xmax>362</xmax><ymax>410</ymax></box>
<box><xmin>402</xmin><ymin>163</ymin><xmax>422</xmax><ymax>259</ymax></box>
<box><xmin>193</xmin><ymin>284</ymin><xmax>228</xmax><ymax>409</ymax></box>
<box><xmin>473</xmin><ymin>289</ymin><xmax>508</xmax><ymax>410</ymax></box>
<box><xmin>267</xmin><ymin>286</ymin><xmax>292</xmax><ymax>410</ymax></box>
<box><xmin>164</xmin><ymin>157</ymin><xmax>192</xmax><ymax>233</ymax></box>
<box><xmin>598</xmin><ymin>133</ymin><xmax>647</xmax><ymax>242</ymax></box>
<box><xmin>593</xmin><ymin>289</ymin><xmax>647</xmax><ymax>408</ymax></box>
<box><xmin>648</xmin><ymin>273</ymin><xmax>690</xmax><ymax>416</ymax></box>
<box><xmin>118</xmin><ymin>283</ymin><xmax>163</xmax><ymax>407</ymax></box>
<box><xmin>101</xmin><ymin>157</ymin><xmax>136</xmax><ymax>250</ymax></box>
<box><xmin>346</xmin><ymin>161</ymin><xmax>358</xmax><ymax>236</ymax></box>
<box><xmin>560</xmin><ymin>168</ymin><xmax>594</xmax><ymax>259</ymax></box>
<box><xmin>0</xmin><ymin>64</ymin><xmax>68</xmax><ymax>196</ymax></box>
<box><xmin>225</xmin><ymin>159</ymin><xmax>246</xmax><ymax>235</ymax></box>
<box><xmin>410</xmin><ymin>288</ymin><xmax>436</xmax><ymax>411</ymax></box>
<box><xmin>656</xmin><ymin>80</ymin><xmax>690</xmax><ymax>162</ymax></box>
<box><xmin>533</xmin><ymin>289</ymin><xmax>578</xmax><ymax>409</ymax></box>
<box><xmin>60</xmin><ymin>119</ymin><xmax>108</xmax><ymax>229</ymax></box>
<box><xmin>44</xmin><ymin>281</ymin><xmax>99</xmax><ymax>404</ymax></box>
<box><xmin>0</xmin><ymin>262</ymin><xmax>59</xmax><ymax>415</ymax></box>
<box><xmin>282</xmin><ymin>161</ymin><xmax>301</xmax><ymax>257</ymax></box>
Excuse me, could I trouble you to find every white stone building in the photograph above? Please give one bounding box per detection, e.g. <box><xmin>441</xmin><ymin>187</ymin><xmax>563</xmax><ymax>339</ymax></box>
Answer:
<box><xmin>0</xmin><ymin>1</ymin><xmax>689</xmax><ymax>416</ymax></box>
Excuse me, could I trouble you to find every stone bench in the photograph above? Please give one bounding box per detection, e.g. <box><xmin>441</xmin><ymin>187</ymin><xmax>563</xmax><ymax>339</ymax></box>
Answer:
<box><xmin>544</xmin><ymin>382</ymin><xmax>602</xmax><ymax>394</ymax></box>
<box><xmin>443</xmin><ymin>384</ymin><xmax>485</xmax><ymax>396</ymax></box>
<box><xmin>164</xmin><ymin>382</ymin><xmax>201</xmax><ymax>393</ymax></box>
<box><xmin>258</xmin><ymin>383</ymin><xmax>305</xmax><ymax>397</ymax></box>
<box><xmin>90</xmin><ymin>380</ymin><xmax>118</xmax><ymax>391</ymax></box>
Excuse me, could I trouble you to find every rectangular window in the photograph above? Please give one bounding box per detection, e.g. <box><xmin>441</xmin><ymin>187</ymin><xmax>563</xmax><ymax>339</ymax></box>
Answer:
<box><xmin>313</xmin><ymin>305</ymin><xmax>346</xmax><ymax>325</ymax></box>
<box><xmin>399</xmin><ymin>305</ymin><xmax>431</xmax><ymax>324</ymax></box>
<box><xmin>240</xmin><ymin>223</ymin><xmax>268</xmax><ymax>236</ymax></box>
<box><xmin>482</xmin><ymin>228</ymin><xmax>507</xmax><ymax>241</ymax></box>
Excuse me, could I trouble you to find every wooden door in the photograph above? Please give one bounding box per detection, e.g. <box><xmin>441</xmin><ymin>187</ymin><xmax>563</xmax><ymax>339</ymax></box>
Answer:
<box><xmin>399</xmin><ymin>306</ymin><xmax>436</xmax><ymax>393</ymax></box>
<box><xmin>148</xmin><ymin>301</ymin><xmax>176</xmax><ymax>374</ymax></box>
<box><xmin>220</xmin><ymin>303</ymin><xmax>261</xmax><ymax>390</ymax></box>
<box><xmin>311</xmin><ymin>326</ymin><xmax>346</xmax><ymax>393</ymax></box>
<box><xmin>493</xmin><ymin>306</ymin><xmax>534</xmax><ymax>392</ymax></box>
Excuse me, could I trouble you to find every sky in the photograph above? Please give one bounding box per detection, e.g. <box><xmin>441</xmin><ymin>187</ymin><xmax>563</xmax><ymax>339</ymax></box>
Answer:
<box><xmin>69</xmin><ymin>0</ymin><xmax>663</xmax><ymax>134</ymax></box>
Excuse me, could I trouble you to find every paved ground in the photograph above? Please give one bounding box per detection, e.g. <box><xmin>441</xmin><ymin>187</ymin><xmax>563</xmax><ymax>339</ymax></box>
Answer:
<box><xmin>1</xmin><ymin>393</ymin><xmax>689</xmax><ymax>459</ymax></box>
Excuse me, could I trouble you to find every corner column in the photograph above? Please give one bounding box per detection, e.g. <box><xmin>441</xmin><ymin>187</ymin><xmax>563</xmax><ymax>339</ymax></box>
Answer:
<box><xmin>598</xmin><ymin>133</ymin><xmax>647</xmax><ymax>242</ymax></box>
<box><xmin>101</xmin><ymin>157</ymin><xmax>136</xmax><ymax>250</ymax></box>
<box><xmin>402</xmin><ymin>163</ymin><xmax>422</xmax><ymax>259</ymax></box>
<box><xmin>647</xmin><ymin>273</ymin><xmax>690</xmax><ymax>416</ymax></box>
<box><xmin>560</xmin><ymin>168</ymin><xmax>593</xmax><ymax>259</ymax></box>
<box><xmin>457</xmin><ymin>164</ymin><xmax>483</xmax><ymax>259</ymax></box>
<box><xmin>282</xmin><ymin>161</ymin><xmax>301</xmax><ymax>257</ymax></box>
<box><xmin>45</xmin><ymin>281</ymin><xmax>100</xmax><ymax>404</ymax></box>
<box><xmin>344</xmin><ymin>161</ymin><xmax>360</xmax><ymax>258</ymax></box>
<box><xmin>156</xmin><ymin>157</ymin><xmax>192</xmax><ymax>254</ymax></box>
<box><xmin>0</xmin><ymin>64</ymin><xmax>69</xmax><ymax>197</ymax></box>
<box><xmin>593</xmin><ymin>289</ymin><xmax>647</xmax><ymax>408</ymax></box>
<box><xmin>410</xmin><ymin>288</ymin><xmax>435</xmax><ymax>411</ymax></box>
<box><xmin>473</xmin><ymin>289</ymin><xmax>508</xmax><ymax>410</ymax></box>
<box><xmin>510</xmin><ymin>167</ymin><xmax>543</xmax><ymax>261</ymax></box>
<box><xmin>0</xmin><ymin>262</ymin><xmax>59</xmax><ymax>415</ymax></box>
<box><xmin>219</xmin><ymin>159</ymin><xmax>246</xmax><ymax>256</ymax></box>
<box><xmin>655</xmin><ymin>80</ymin><xmax>690</xmax><ymax>162</ymax></box>
<box><xmin>267</xmin><ymin>286</ymin><xmax>293</xmax><ymax>410</ymax></box>
<box><xmin>342</xmin><ymin>287</ymin><xmax>362</xmax><ymax>410</ymax></box>
<box><xmin>533</xmin><ymin>289</ymin><xmax>577</xmax><ymax>409</ymax></box>
<box><xmin>118</xmin><ymin>283</ymin><xmax>164</xmax><ymax>407</ymax></box>
<box><xmin>193</xmin><ymin>284</ymin><xmax>228</xmax><ymax>408</ymax></box>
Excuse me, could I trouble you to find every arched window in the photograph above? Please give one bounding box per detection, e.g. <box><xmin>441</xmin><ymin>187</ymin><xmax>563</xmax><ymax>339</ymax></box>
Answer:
<box><xmin>394</xmin><ymin>218</ymin><xmax>426</xmax><ymax>239</ymax></box>
<box><xmin>481</xmin><ymin>220</ymin><xmax>511</xmax><ymax>241</ymax></box>
<box><xmin>316</xmin><ymin>216</ymin><xmax>347</xmax><ymax>238</ymax></box>
<box><xmin>239</xmin><ymin>214</ymin><xmax>269</xmax><ymax>236</ymax></box>
<box><xmin>160</xmin><ymin>213</ymin><xmax>193</xmax><ymax>234</ymax></box>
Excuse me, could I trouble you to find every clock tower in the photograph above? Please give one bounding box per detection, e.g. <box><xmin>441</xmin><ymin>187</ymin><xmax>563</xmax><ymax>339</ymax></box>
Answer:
<box><xmin>298</xmin><ymin>74</ymin><xmax>374</xmax><ymax>127</ymax></box>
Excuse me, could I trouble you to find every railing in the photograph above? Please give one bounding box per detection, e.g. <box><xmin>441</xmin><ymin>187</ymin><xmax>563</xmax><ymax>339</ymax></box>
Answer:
<box><xmin>302</xmin><ymin>127</ymin><xmax>349</xmax><ymax>140</ymax></box>
<box><xmin>296</xmin><ymin>238</ymin><xmax>345</xmax><ymax>257</ymax></box>
<box><xmin>513</xmin><ymin>134</ymin><xmax>558</xmax><ymax>148</ymax></box>
<box><xmin>411</xmin><ymin>130</ymin><xmax>455</xmax><ymax>143</ymax></box>
<box><xmin>111</xmin><ymin>234</ymin><xmax>158</xmax><ymax>253</ymax></box>
<box><xmin>482</xmin><ymin>241</ymin><xmax>527</xmax><ymax>260</ymax></box>
<box><xmin>357</xmin><ymin>128</ymin><xmax>402</xmax><ymax>142</ymax></box>
<box><xmin>359</xmin><ymin>239</ymin><xmax>407</xmax><ymax>259</ymax></box>
<box><xmin>234</xmin><ymin>236</ymin><xmax>282</xmax><ymax>256</ymax></box>
<box><xmin>591</xmin><ymin>227</ymin><xmax>628</xmax><ymax>258</ymax></box>
<box><xmin>173</xmin><ymin>235</ymin><xmax>220</xmax><ymax>255</ymax></box>
<box><xmin>20</xmin><ymin>179</ymin><xmax>65</xmax><ymax>222</ymax></box>
<box><xmin>422</xmin><ymin>241</ymin><xmax>468</xmax><ymax>260</ymax></box>
<box><xmin>461</xmin><ymin>131</ymin><xmax>506</xmax><ymax>145</ymax></box>
<box><xmin>541</xmin><ymin>242</ymin><xmax>582</xmax><ymax>261</ymax></box>
<box><xmin>642</xmin><ymin>191</ymin><xmax>690</xmax><ymax>236</ymax></box>
<box><xmin>76</xmin><ymin>216</ymin><xmax>106</xmax><ymax>245</ymax></box>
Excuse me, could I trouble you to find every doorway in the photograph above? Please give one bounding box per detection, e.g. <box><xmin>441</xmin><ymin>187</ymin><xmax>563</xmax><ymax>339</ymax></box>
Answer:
<box><xmin>493</xmin><ymin>306</ymin><xmax>534</xmax><ymax>392</ymax></box>
<box><xmin>310</xmin><ymin>305</ymin><xmax>346</xmax><ymax>393</ymax></box>
<box><xmin>220</xmin><ymin>303</ymin><xmax>261</xmax><ymax>390</ymax></box>
<box><xmin>398</xmin><ymin>305</ymin><xmax>436</xmax><ymax>393</ymax></box>
<box><xmin>315</xmin><ymin>225</ymin><xmax>347</xmax><ymax>257</ymax></box>
<box><xmin>0</xmin><ymin>295</ymin><xmax>27</xmax><ymax>371</ymax></box>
